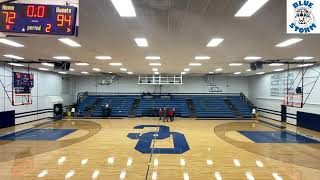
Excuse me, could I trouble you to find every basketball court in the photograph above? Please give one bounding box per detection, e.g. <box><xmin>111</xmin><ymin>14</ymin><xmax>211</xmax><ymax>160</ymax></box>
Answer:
<box><xmin>1</xmin><ymin>0</ymin><xmax>320</xmax><ymax>180</ymax></box>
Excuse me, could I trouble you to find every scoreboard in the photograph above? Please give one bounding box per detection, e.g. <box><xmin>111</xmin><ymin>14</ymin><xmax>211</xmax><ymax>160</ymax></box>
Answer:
<box><xmin>0</xmin><ymin>3</ymin><xmax>77</xmax><ymax>36</ymax></box>
<box><xmin>13</xmin><ymin>72</ymin><xmax>34</xmax><ymax>88</ymax></box>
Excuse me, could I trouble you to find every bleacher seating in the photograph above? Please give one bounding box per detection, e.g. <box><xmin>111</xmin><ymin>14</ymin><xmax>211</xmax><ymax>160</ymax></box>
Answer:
<box><xmin>77</xmin><ymin>96</ymin><xmax>99</xmax><ymax>116</ymax></box>
<box><xmin>228</xmin><ymin>96</ymin><xmax>252</xmax><ymax>118</ymax></box>
<box><xmin>135</xmin><ymin>96</ymin><xmax>190</xmax><ymax>117</ymax></box>
<box><xmin>192</xmin><ymin>96</ymin><xmax>235</xmax><ymax>118</ymax></box>
<box><xmin>76</xmin><ymin>94</ymin><xmax>252</xmax><ymax>118</ymax></box>
<box><xmin>78</xmin><ymin>95</ymin><xmax>137</xmax><ymax>117</ymax></box>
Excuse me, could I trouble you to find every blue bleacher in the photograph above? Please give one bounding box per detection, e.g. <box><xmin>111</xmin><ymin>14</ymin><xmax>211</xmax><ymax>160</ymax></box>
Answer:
<box><xmin>228</xmin><ymin>96</ymin><xmax>252</xmax><ymax>118</ymax></box>
<box><xmin>192</xmin><ymin>96</ymin><xmax>235</xmax><ymax>118</ymax></box>
<box><xmin>77</xmin><ymin>95</ymin><xmax>137</xmax><ymax>117</ymax></box>
<box><xmin>91</xmin><ymin>96</ymin><xmax>137</xmax><ymax>117</ymax></box>
<box><xmin>135</xmin><ymin>96</ymin><xmax>190</xmax><ymax>117</ymax></box>
<box><xmin>77</xmin><ymin>94</ymin><xmax>252</xmax><ymax>119</ymax></box>
<box><xmin>77</xmin><ymin>96</ymin><xmax>98</xmax><ymax>116</ymax></box>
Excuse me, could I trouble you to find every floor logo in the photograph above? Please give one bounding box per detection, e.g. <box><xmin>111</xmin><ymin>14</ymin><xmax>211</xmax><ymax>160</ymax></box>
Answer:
<box><xmin>127</xmin><ymin>125</ymin><xmax>190</xmax><ymax>154</ymax></box>
<box><xmin>287</xmin><ymin>0</ymin><xmax>320</xmax><ymax>33</ymax></box>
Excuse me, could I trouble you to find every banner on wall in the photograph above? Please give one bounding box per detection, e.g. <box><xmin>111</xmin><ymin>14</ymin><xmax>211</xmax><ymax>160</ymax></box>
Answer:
<box><xmin>270</xmin><ymin>73</ymin><xmax>295</xmax><ymax>97</ymax></box>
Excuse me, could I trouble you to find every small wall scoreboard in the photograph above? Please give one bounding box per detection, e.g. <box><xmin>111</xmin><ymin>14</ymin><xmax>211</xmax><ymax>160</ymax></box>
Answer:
<box><xmin>0</xmin><ymin>3</ymin><xmax>77</xmax><ymax>36</ymax></box>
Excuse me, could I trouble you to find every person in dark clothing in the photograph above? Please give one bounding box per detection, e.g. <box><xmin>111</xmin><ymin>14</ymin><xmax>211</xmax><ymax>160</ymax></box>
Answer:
<box><xmin>102</xmin><ymin>104</ymin><xmax>107</xmax><ymax>117</ymax></box>
<box><xmin>172</xmin><ymin>108</ymin><xmax>176</xmax><ymax>121</ymax></box>
<box><xmin>159</xmin><ymin>108</ymin><xmax>163</xmax><ymax>120</ymax></box>
<box><xmin>106</xmin><ymin>104</ymin><xmax>112</xmax><ymax>118</ymax></box>
<box><xmin>162</xmin><ymin>108</ymin><xmax>168</xmax><ymax>122</ymax></box>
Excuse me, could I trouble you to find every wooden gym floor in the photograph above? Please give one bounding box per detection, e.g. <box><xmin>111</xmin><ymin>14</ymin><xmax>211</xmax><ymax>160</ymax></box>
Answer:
<box><xmin>0</xmin><ymin>118</ymin><xmax>319</xmax><ymax>180</ymax></box>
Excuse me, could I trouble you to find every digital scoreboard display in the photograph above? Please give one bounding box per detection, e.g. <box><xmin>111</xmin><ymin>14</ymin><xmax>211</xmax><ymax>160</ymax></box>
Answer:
<box><xmin>0</xmin><ymin>3</ymin><xmax>77</xmax><ymax>36</ymax></box>
<box><xmin>13</xmin><ymin>72</ymin><xmax>34</xmax><ymax>88</ymax></box>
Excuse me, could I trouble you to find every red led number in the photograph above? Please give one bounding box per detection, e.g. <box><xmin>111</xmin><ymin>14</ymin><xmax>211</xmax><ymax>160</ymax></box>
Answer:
<box><xmin>26</xmin><ymin>5</ymin><xmax>46</xmax><ymax>18</ymax></box>
<box><xmin>57</xmin><ymin>14</ymin><xmax>72</xmax><ymax>27</ymax></box>
<box><xmin>2</xmin><ymin>11</ymin><xmax>16</xmax><ymax>24</ymax></box>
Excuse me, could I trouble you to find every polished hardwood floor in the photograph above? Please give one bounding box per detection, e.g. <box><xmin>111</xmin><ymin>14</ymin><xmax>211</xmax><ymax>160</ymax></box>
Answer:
<box><xmin>0</xmin><ymin>118</ymin><xmax>319</xmax><ymax>180</ymax></box>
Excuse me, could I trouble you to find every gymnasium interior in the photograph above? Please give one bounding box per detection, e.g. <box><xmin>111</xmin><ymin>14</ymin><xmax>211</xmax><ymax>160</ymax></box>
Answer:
<box><xmin>0</xmin><ymin>0</ymin><xmax>320</xmax><ymax>179</ymax></box>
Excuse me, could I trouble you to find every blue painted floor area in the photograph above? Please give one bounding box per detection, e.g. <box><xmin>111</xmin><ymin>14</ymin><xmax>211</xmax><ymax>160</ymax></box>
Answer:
<box><xmin>238</xmin><ymin>130</ymin><xmax>320</xmax><ymax>143</ymax></box>
<box><xmin>127</xmin><ymin>125</ymin><xmax>190</xmax><ymax>154</ymax></box>
<box><xmin>0</xmin><ymin>128</ymin><xmax>77</xmax><ymax>141</ymax></box>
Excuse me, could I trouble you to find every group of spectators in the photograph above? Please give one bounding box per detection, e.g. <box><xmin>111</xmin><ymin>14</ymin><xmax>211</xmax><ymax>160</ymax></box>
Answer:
<box><xmin>159</xmin><ymin>108</ymin><xmax>176</xmax><ymax>122</ymax></box>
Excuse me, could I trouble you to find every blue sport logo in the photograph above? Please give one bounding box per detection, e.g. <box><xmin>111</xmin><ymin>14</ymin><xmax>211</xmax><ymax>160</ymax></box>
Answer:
<box><xmin>127</xmin><ymin>125</ymin><xmax>190</xmax><ymax>154</ymax></box>
<box><xmin>287</xmin><ymin>0</ymin><xmax>320</xmax><ymax>34</ymax></box>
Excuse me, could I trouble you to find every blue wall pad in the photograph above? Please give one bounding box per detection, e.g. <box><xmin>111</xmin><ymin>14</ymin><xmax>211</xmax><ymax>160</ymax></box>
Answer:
<box><xmin>238</xmin><ymin>131</ymin><xmax>320</xmax><ymax>143</ymax></box>
<box><xmin>297</xmin><ymin>111</ymin><xmax>320</xmax><ymax>132</ymax></box>
<box><xmin>127</xmin><ymin>125</ymin><xmax>190</xmax><ymax>154</ymax></box>
<box><xmin>0</xmin><ymin>110</ymin><xmax>15</xmax><ymax>129</ymax></box>
<box><xmin>0</xmin><ymin>128</ymin><xmax>77</xmax><ymax>141</ymax></box>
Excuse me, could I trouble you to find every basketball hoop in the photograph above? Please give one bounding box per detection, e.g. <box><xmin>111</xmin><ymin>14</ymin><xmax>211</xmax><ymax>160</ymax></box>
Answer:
<box><xmin>13</xmin><ymin>93</ymin><xmax>32</xmax><ymax>106</ymax></box>
<box><xmin>282</xmin><ymin>94</ymin><xmax>303</xmax><ymax>108</ymax></box>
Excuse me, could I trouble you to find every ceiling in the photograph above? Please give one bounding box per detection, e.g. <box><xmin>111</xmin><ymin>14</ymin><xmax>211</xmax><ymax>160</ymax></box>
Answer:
<box><xmin>0</xmin><ymin>0</ymin><xmax>320</xmax><ymax>76</ymax></box>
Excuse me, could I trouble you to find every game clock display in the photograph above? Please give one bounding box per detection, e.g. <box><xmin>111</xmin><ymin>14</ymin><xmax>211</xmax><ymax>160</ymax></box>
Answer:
<box><xmin>0</xmin><ymin>3</ymin><xmax>77</xmax><ymax>36</ymax></box>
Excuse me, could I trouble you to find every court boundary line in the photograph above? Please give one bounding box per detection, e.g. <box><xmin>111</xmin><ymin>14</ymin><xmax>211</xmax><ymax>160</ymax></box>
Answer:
<box><xmin>214</xmin><ymin>121</ymin><xmax>320</xmax><ymax>170</ymax></box>
<box><xmin>144</xmin><ymin>118</ymin><xmax>161</xmax><ymax>180</ymax></box>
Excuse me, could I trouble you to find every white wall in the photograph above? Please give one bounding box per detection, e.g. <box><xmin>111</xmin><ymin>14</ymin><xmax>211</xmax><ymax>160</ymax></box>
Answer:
<box><xmin>248</xmin><ymin>65</ymin><xmax>320</xmax><ymax>125</ymax></box>
<box><xmin>0</xmin><ymin>65</ymin><xmax>74</xmax><ymax>124</ymax></box>
<box><xmin>73</xmin><ymin>75</ymin><xmax>249</xmax><ymax>96</ymax></box>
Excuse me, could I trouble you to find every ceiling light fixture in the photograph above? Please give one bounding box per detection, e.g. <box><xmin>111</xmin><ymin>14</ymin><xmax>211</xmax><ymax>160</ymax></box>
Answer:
<box><xmin>145</xmin><ymin>56</ymin><xmax>160</xmax><ymax>60</ymax></box>
<box><xmin>120</xmin><ymin>68</ymin><xmax>127</xmax><ymax>71</ymax></box>
<box><xmin>92</xmin><ymin>68</ymin><xmax>101</xmax><ymax>72</ymax></box>
<box><xmin>189</xmin><ymin>63</ymin><xmax>202</xmax><ymax>66</ymax></box>
<box><xmin>297</xmin><ymin>63</ymin><xmax>314</xmax><ymax>67</ymax></box>
<box><xmin>38</xmin><ymin>68</ymin><xmax>49</xmax><ymax>71</ymax></box>
<box><xmin>276</xmin><ymin>38</ymin><xmax>303</xmax><ymax>47</ymax></box>
<box><xmin>111</xmin><ymin>0</ymin><xmax>136</xmax><ymax>17</ymax></box>
<box><xmin>58</xmin><ymin>71</ymin><xmax>67</xmax><ymax>74</ymax></box>
<box><xmin>256</xmin><ymin>72</ymin><xmax>265</xmax><ymax>75</ymax></box>
<box><xmin>127</xmin><ymin>72</ymin><xmax>133</xmax><ymax>74</ymax></box>
<box><xmin>181</xmin><ymin>72</ymin><xmax>186</xmax><ymax>75</ymax></box>
<box><xmin>234</xmin><ymin>72</ymin><xmax>242</xmax><ymax>75</ymax></box>
<box><xmin>41</xmin><ymin>62</ymin><xmax>54</xmax><ymax>67</ymax></box>
<box><xmin>244</xmin><ymin>56</ymin><xmax>262</xmax><ymax>60</ymax></box>
<box><xmin>3</xmin><ymin>54</ymin><xmax>24</xmax><ymax>59</ymax></box>
<box><xmin>215</xmin><ymin>68</ymin><xmax>223</xmax><ymax>72</ymax></box>
<box><xmin>8</xmin><ymin>62</ymin><xmax>24</xmax><ymax>67</ymax></box>
<box><xmin>184</xmin><ymin>68</ymin><xmax>190</xmax><ymax>72</ymax></box>
<box><xmin>246</xmin><ymin>69</ymin><xmax>252</xmax><ymax>72</ymax></box>
<box><xmin>154</xmin><ymin>72</ymin><xmax>159</xmax><ymax>75</ymax></box>
<box><xmin>75</xmin><ymin>62</ymin><xmax>89</xmax><ymax>66</ymax></box>
<box><xmin>207</xmin><ymin>38</ymin><xmax>224</xmax><ymax>47</ymax></box>
<box><xmin>269</xmin><ymin>63</ymin><xmax>284</xmax><ymax>66</ymax></box>
<box><xmin>81</xmin><ymin>71</ymin><xmax>89</xmax><ymax>74</ymax></box>
<box><xmin>53</xmin><ymin>56</ymin><xmax>71</xmax><ymax>60</ymax></box>
<box><xmin>152</xmin><ymin>68</ymin><xmax>158</xmax><ymax>71</ymax></box>
<box><xmin>235</xmin><ymin>0</ymin><xmax>269</xmax><ymax>17</ymax></box>
<box><xmin>134</xmin><ymin>38</ymin><xmax>148</xmax><ymax>47</ymax></box>
<box><xmin>0</xmin><ymin>38</ymin><xmax>24</xmax><ymax>47</ymax></box>
<box><xmin>109</xmin><ymin>62</ymin><xmax>122</xmax><ymax>66</ymax></box>
<box><xmin>273</xmin><ymin>68</ymin><xmax>284</xmax><ymax>72</ymax></box>
<box><xmin>58</xmin><ymin>38</ymin><xmax>81</xmax><ymax>47</ymax></box>
<box><xmin>95</xmin><ymin>56</ymin><xmax>112</xmax><ymax>60</ymax></box>
<box><xmin>195</xmin><ymin>56</ymin><xmax>211</xmax><ymax>60</ymax></box>
<box><xmin>229</xmin><ymin>63</ymin><xmax>243</xmax><ymax>66</ymax></box>
<box><xmin>149</xmin><ymin>63</ymin><xmax>161</xmax><ymax>66</ymax></box>
<box><xmin>69</xmin><ymin>68</ymin><xmax>75</xmax><ymax>71</ymax></box>
<box><xmin>294</xmin><ymin>56</ymin><xmax>314</xmax><ymax>60</ymax></box>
